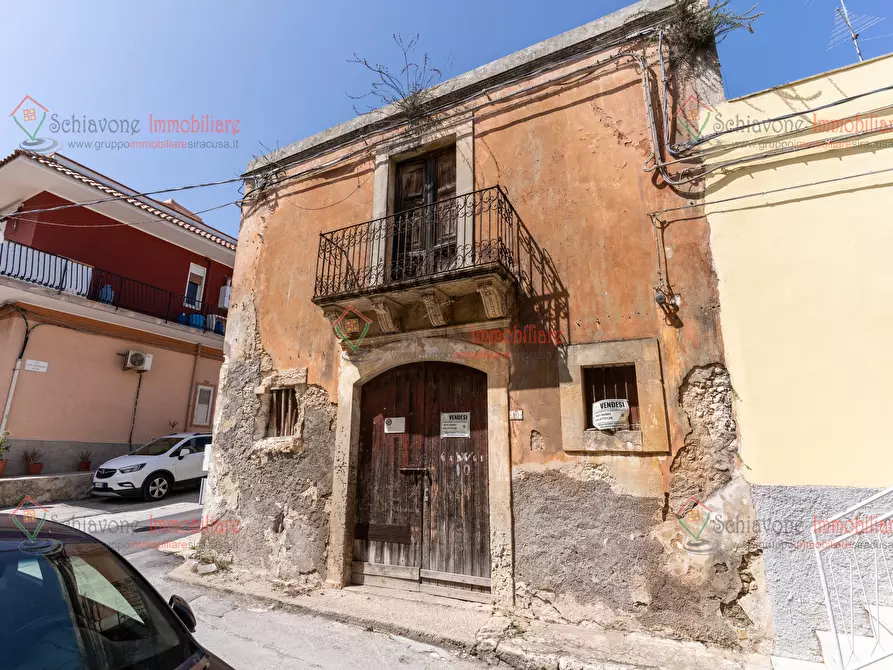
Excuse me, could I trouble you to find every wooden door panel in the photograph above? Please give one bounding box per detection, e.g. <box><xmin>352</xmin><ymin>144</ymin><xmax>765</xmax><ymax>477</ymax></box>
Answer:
<box><xmin>355</xmin><ymin>362</ymin><xmax>490</xmax><ymax>591</ymax></box>
<box><xmin>354</xmin><ymin>363</ymin><xmax>425</xmax><ymax>568</ymax></box>
<box><xmin>423</xmin><ymin>363</ymin><xmax>490</xmax><ymax>579</ymax></box>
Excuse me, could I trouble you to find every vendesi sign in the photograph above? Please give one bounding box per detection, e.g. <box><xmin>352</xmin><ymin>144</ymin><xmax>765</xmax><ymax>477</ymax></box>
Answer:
<box><xmin>591</xmin><ymin>399</ymin><xmax>630</xmax><ymax>430</ymax></box>
<box><xmin>440</xmin><ymin>412</ymin><xmax>471</xmax><ymax>438</ymax></box>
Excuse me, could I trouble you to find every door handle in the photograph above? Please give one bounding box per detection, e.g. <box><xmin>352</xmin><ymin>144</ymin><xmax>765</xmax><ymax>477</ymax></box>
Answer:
<box><xmin>424</xmin><ymin>488</ymin><xmax>430</xmax><ymax>505</ymax></box>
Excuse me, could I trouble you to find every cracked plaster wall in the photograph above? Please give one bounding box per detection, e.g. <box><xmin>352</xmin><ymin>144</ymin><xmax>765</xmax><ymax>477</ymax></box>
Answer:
<box><xmin>511</xmin><ymin>366</ymin><xmax>772</xmax><ymax>651</ymax></box>
<box><xmin>199</xmin><ymin>200</ymin><xmax>338</xmax><ymax>586</ymax></box>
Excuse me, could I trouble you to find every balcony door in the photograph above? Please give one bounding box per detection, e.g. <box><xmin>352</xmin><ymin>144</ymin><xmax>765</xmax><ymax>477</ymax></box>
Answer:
<box><xmin>391</xmin><ymin>148</ymin><xmax>457</xmax><ymax>281</ymax></box>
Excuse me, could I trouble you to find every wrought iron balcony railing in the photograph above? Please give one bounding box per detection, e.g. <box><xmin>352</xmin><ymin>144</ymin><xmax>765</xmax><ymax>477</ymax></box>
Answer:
<box><xmin>0</xmin><ymin>239</ymin><xmax>227</xmax><ymax>335</ymax></box>
<box><xmin>314</xmin><ymin>186</ymin><xmax>527</xmax><ymax>300</ymax></box>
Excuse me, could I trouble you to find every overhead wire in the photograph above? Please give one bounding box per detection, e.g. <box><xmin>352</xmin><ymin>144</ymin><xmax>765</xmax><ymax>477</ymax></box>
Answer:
<box><xmin>7</xmin><ymin>21</ymin><xmax>893</xmax><ymax>222</ymax></box>
<box><xmin>650</xmin><ymin>164</ymin><xmax>893</xmax><ymax>219</ymax></box>
<box><xmin>10</xmin><ymin>173</ymin><xmax>244</xmax><ymax>218</ymax></box>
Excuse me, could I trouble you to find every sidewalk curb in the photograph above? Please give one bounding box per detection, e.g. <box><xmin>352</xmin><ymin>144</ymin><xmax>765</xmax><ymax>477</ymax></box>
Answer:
<box><xmin>168</xmin><ymin>561</ymin><xmax>775</xmax><ymax>670</ymax></box>
<box><xmin>166</xmin><ymin>561</ymin><xmax>489</xmax><ymax>655</ymax></box>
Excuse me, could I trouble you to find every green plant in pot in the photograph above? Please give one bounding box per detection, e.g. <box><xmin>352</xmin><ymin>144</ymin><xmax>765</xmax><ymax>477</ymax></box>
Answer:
<box><xmin>77</xmin><ymin>449</ymin><xmax>93</xmax><ymax>472</ymax></box>
<box><xmin>23</xmin><ymin>448</ymin><xmax>44</xmax><ymax>476</ymax></box>
<box><xmin>0</xmin><ymin>431</ymin><xmax>9</xmax><ymax>477</ymax></box>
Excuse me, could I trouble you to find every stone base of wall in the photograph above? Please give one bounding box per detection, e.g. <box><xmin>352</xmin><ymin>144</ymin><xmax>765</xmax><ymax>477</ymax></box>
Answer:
<box><xmin>199</xmin><ymin>382</ymin><xmax>336</xmax><ymax>584</ymax></box>
<box><xmin>752</xmin><ymin>484</ymin><xmax>888</xmax><ymax>661</ymax></box>
<box><xmin>2</xmin><ymin>439</ymin><xmax>130</xmax><ymax>477</ymax></box>
<box><xmin>0</xmin><ymin>471</ymin><xmax>95</xmax><ymax>507</ymax></box>
<box><xmin>512</xmin><ymin>463</ymin><xmax>771</xmax><ymax>651</ymax></box>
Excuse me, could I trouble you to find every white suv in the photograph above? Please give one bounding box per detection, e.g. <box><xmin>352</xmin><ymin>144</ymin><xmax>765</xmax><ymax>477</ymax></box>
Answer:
<box><xmin>92</xmin><ymin>433</ymin><xmax>211</xmax><ymax>501</ymax></box>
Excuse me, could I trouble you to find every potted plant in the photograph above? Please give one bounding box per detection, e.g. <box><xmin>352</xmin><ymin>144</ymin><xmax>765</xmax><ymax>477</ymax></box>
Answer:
<box><xmin>0</xmin><ymin>431</ymin><xmax>9</xmax><ymax>477</ymax></box>
<box><xmin>23</xmin><ymin>448</ymin><xmax>44</xmax><ymax>476</ymax></box>
<box><xmin>77</xmin><ymin>449</ymin><xmax>93</xmax><ymax>471</ymax></box>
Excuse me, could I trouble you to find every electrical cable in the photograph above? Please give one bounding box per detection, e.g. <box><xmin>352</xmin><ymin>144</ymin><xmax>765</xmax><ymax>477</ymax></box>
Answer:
<box><xmin>649</xmin><ymin>164</ymin><xmax>893</xmax><ymax>218</ymax></box>
<box><xmin>652</xmin><ymin>100</ymin><xmax>893</xmax><ymax>170</ymax></box>
<box><xmin>672</xmin><ymin>77</ymin><xmax>893</xmax><ymax>153</ymax></box>
<box><xmin>2</xmin><ymin>23</ymin><xmax>690</xmax><ymax>216</ymax></box>
<box><xmin>11</xmin><ymin>19</ymin><xmax>893</xmax><ymax>216</ymax></box>
<box><xmin>10</xmin><ymin>170</ymin><xmax>243</xmax><ymax>218</ymax></box>
<box><xmin>241</xmin><ymin>24</ymin><xmax>665</xmax><ymax>179</ymax></box>
<box><xmin>5</xmin><ymin>198</ymin><xmax>242</xmax><ymax>229</ymax></box>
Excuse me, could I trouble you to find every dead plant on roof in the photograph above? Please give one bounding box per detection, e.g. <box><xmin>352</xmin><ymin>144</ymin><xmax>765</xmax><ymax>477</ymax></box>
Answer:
<box><xmin>348</xmin><ymin>34</ymin><xmax>450</xmax><ymax>127</ymax></box>
<box><xmin>669</xmin><ymin>0</ymin><xmax>762</xmax><ymax>61</ymax></box>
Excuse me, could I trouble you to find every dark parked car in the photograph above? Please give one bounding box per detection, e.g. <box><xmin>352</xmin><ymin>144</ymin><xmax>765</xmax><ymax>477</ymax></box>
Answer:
<box><xmin>0</xmin><ymin>514</ymin><xmax>234</xmax><ymax>669</ymax></box>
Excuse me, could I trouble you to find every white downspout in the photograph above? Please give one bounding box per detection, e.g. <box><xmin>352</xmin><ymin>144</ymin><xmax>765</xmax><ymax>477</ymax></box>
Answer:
<box><xmin>0</xmin><ymin>359</ymin><xmax>21</xmax><ymax>434</ymax></box>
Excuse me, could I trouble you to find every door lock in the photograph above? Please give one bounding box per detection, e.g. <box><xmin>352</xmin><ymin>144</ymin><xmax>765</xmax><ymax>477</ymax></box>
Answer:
<box><xmin>424</xmin><ymin>488</ymin><xmax>430</xmax><ymax>505</ymax></box>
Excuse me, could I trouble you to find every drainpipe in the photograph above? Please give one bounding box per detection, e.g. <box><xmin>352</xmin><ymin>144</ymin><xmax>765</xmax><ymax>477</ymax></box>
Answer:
<box><xmin>184</xmin><ymin>344</ymin><xmax>202</xmax><ymax>430</ymax></box>
<box><xmin>0</xmin><ymin>306</ymin><xmax>38</xmax><ymax>435</ymax></box>
<box><xmin>0</xmin><ymin>361</ymin><xmax>21</xmax><ymax>435</ymax></box>
<box><xmin>128</xmin><ymin>371</ymin><xmax>145</xmax><ymax>449</ymax></box>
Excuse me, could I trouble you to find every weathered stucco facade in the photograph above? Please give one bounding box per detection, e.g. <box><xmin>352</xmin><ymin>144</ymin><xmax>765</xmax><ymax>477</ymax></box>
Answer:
<box><xmin>202</xmin><ymin>0</ymin><xmax>772</xmax><ymax>653</ymax></box>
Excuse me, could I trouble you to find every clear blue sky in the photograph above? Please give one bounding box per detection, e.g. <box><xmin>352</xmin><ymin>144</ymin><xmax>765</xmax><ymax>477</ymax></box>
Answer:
<box><xmin>2</xmin><ymin>0</ymin><xmax>890</xmax><ymax>238</ymax></box>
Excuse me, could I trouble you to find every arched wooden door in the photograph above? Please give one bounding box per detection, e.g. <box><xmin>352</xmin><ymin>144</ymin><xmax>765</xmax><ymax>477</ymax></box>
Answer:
<box><xmin>352</xmin><ymin>362</ymin><xmax>490</xmax><ymax>601</ymax></box>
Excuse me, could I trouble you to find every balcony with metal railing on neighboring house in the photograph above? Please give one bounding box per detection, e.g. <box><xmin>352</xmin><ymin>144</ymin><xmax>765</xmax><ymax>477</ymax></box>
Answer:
<box><xmin>313</xmin><ymin>186</ymin><xmax>540</xmax><ymax>338</ymax></box>
<box><xmin>0</xmin><ymin>239</ymin><xmax>227</xmax><ymax>335</ymax></box>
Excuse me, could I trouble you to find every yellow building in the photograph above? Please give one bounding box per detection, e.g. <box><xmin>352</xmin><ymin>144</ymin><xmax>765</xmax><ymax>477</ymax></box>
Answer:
<box><xmin>700</xmin><ymin>53</ymin><xmax>893</xmax><ymax>662</ymax></box>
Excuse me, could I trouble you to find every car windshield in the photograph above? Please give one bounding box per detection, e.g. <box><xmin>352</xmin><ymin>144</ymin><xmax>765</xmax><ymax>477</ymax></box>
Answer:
<box><xmin>0</xmin><ymin>538</ymin><xmax>201</xmax><ymax>670</ymax></box>
<box><xmin>131</xmin><ymin>437</ymin><xmax>182</xmax><ymax>457</ymax></box>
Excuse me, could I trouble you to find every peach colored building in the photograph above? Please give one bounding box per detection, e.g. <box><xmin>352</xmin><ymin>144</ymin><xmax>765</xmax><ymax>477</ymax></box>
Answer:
<box><xmin>0</xmin><ymin>151</ymin><xmax>236</xmax><ymax>476</ymax></box>
<box><xmin>201</xmin><ymin>0</ymin><xmax>776</xmax><ymax>654</ymax></box>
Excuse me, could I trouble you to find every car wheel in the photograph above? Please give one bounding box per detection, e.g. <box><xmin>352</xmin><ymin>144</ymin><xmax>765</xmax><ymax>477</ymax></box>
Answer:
<box><xmin>143</xmin><ymin>473</ymin><xmax>172</xmax><ymax>501</ymax></box>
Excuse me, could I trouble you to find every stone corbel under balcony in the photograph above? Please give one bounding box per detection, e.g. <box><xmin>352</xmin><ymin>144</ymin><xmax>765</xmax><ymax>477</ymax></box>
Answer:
<box><xmin>476</xmin><ymin>280</ymin><xmax>508</xmax><ymax>319</ymax></box>
<box><xmin>314</xmin><ymin>269</ymin><xmax>517</xmax><ymax>344</ymax></box>
<box><xmin>371</xmin><ymin>298</ymin><xmax>401</xmax><ymax>334</ymax></box>
<box><xmin>421</xmin><ymin>289</ymin><xmax>450</xmax><ymax>327</ymax></box>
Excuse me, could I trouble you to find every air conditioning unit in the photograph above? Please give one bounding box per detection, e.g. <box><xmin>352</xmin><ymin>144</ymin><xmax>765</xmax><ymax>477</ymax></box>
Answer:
<box><xmin>124</xmin><ymin>350</ymin><xmax>153</xmax><ymax>371</ymax></box>
<box><xmin>218</xmin><ymin>283</ymin><xmax>231</xmax><ymax>310</ymax></box>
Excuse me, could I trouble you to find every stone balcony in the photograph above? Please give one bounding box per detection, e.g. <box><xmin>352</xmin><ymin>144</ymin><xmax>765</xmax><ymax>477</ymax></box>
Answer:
<box><xmin>312</xmin><ymin>186</ymin><xmax>537</xmax><ymax>343</ymax></box>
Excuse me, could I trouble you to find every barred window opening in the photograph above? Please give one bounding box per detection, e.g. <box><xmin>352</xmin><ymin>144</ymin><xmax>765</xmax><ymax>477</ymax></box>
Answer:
<box><xmin>583</xmin><ymin>364</ymin><xmax>641</xmax><ymax>430</ymax></box>
<box><xmin>267</xmin><ymin>388</ymin><xmax>298</xmax><ymax>437</ymax></box>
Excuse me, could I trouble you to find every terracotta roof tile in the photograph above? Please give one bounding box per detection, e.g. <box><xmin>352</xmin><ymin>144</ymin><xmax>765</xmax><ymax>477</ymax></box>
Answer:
<box><xmin>0</xmin><ymin>149</ymin><xmax>237</xmax><ymax>252</ymax></box>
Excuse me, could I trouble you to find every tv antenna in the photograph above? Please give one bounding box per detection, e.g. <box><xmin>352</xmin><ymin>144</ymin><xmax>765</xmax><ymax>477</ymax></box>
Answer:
<box><xmin>826</xmin><ymin>0</ymin><xmax>885</xmax><ymax>61</ymax></box>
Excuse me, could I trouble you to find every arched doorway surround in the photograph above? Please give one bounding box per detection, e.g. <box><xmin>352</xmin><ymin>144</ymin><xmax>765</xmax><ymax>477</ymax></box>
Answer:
<box><xmin>325</xmin><ymin>337</ymin><xmax>513</xmax><ymax>607</ymax></box>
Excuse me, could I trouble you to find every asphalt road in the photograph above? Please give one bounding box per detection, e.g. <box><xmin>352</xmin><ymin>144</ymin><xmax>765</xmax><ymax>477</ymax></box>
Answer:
<box><xmin>133</xmin><ymin>550</ymin><xmax>487</xmax><ymax>670</ymax></box>
<box><xmin>35</xmin><ymin>489</ymin><xmax>488</xmax><ymax>669</ymax></box>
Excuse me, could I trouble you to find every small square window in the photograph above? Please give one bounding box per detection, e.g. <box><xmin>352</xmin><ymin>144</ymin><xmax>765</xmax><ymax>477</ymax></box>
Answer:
<box><xmin>583</xmin><ymin>364</ymin><xmax>640</xmax><ymax>430</ymax></box>
<box><xmin>267</xmin><ymin>388</ymin><xmax>298</xmax><ymax>437</ymax></box>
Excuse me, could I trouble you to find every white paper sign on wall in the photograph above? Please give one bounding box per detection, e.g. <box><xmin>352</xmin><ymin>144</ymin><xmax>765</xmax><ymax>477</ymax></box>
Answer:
<box><xmin>24</xmin><ymin>360</ymin><xmax>48</xmax><ymax>373</ymax></box>
<box><xmin>440</xmin><ymin>412</ymin><xmax>471</xmax><ymax>438</ymax></box>
<box><xmin>384</xmin><ymin>417</ymin><xmax>406</xmax><ymax>434</ymax></box>
<box><xmin>592</xmin><ymin>399</ymin><xmax>630</xmax><ymax>430</ymax></box>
